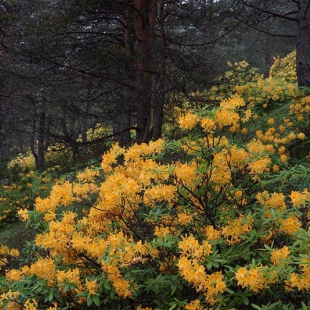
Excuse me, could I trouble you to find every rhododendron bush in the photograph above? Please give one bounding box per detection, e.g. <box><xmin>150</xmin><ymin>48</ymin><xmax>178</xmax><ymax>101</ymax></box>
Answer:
<box><xmin>2</xmin><ymin>54</ymin><xmax>310</xmax><ymax>309</ymax></box>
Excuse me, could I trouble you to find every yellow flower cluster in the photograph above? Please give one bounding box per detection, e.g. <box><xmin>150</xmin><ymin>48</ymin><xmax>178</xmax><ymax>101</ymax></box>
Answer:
<box><xmin>270</xmin><ymin>246</ymin><xmax>291</xmax><ymax>266</ymax></box>
<box><xmin>184</xmin><ymin>299</ymin><xmax>206</xmax><ymax>310</ymax></box>
<box><xmin>248</xmin><ymin>156</ymin><xmax>271</xmax><ymax>177</ymax></box>
<box><xmin>24</xmin><ymin>299</ymin><xmax>37</xmax><ymax>310</ymax></box>
<box><xmin>0</xmin><ymin>290</ymin><xmax>20</xmax><ymax>309</ymax></box>
<box><xmin>177</xmin><ymin>256</ymin><xmax>226</xmax><ymax>305</ymax></box>
<box><xmin>221</xmin><ymin>215</ymin><xmax>253</xmax><ymax>245</ymax></box>
<box><xmin>6</xmin><ymin>258</ymin><xmax>56</xmax><ymax>286</ymax></box>
<box><xmin>269</xmin><ymin>51</ymin><xmax>296</xmax><ymax>82</ymax></box>
<box><xmin>178</xmin><ymin>235</ymin><xmax>213</xmax><ymax>259</ymax></box>
<box><xmin>290</xmin><ymin>189</ymin><xmax>309</xmax><ymax>207</ymax></box>
<box><xmin>36</xmin><ymin>211</ymin><xmax>77</xmax><ymax>264</ymax></box>
<box><xmin>205</xmin><ymin>226</ymin><xmax>221</xmax><ymax>241</ymax></box>
<box><xmin>235</xmin><ymin>265</ymin><xmax>277</xmax><ymax>292</ymax></box>
<box><xmin>256</xmin><ymin>191</ymin><xmax>286</xmax><ymax>212</ymax></box>
<box><xmin>85</xmin><ymin>278</ymin><xmax>98</xmax><ymax>295</ymax></box>
<box><xmin>102</xmin><ymin>263</ymin><xmax>132</xmax><ymax>298</ymax></box>
<box><xmin>35</xmin><ymin>181</ymin><xmax>74</xmax><ymax>213</ymax></box>
<box><xmin>177</xmin><ymin>235</ymin><xmax>226</xmax><ymax>305</ymax></box>
<box><xmin>215</xmin><ymin>97</ymin><xmax>246</xmax><ymax>132</ymax></box>
<box><xmin>279</xmin><ymin>215</ymin><xmax>301</xmax><ymax>236</ymax></box>
<box><xmin>256</xmin><ymin>191</ymin><xmax>302</xmax><ymax>239</ymax></box>
<box><xmin>0</xmin><ymin>245</ymin><xmax>19</xmax><ymax>271</ymax></box>
<box><xmin>173</xmin><ymin>162</ymin><xmax>199</xmax><ymax>190</ymax></box>
<box><xmin>286</xmin><ymin>255</ymin><xmax>310</xmax><ymax>291</ymax></box>
<box><xmin>290</xmin><ymin>95</ymin><xmax>310</xmax><ymax>123</ymax></box>
<box><xmin>179</xmin><ymin>112</ymin><xmax>199</xmax><ymax>130</ymax></box>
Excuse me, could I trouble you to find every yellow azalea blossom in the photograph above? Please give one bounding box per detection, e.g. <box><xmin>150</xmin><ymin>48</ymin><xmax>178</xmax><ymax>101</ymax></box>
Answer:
<box><xmin>290</xmin><ymin>189</ymin><xmax>309</xmax><ymax>207</ymax></box>
<box><xmin>221</xmin><ymin>216</ymin><xmax>253</xmax><ymax>245</ymax></box>
<box><xmin>200</xmin><ymin>118</ymin><xmax>215</xmax><ymax>132</ymax></box>
<box><xmin>205</xmin><ymin>225</ymin><xmax>221</xmax><ymax>241</ymax></box>
<box><xmin>24</xmin><ymin>299</ymin><xmax>37</xmax><ymax>310</ymax></box>
<box><xmin>185</xmin><ymin>300</ymin><xmax>205</xmax><ymax>310</ymax></box>
<box><xmin>179</xmin><ymin>112</ymin><xmax>199</xmax><ymax>130</ymax></box>
<box><xmin>56</xmin><ymin>269</ymin><xmax>81</xmax><ymax>294</ymax></box>
<box><xmin>256</xmin><ymin>191</ymin><xmax>286</xmax><ymax>212</ymax></box>
<box><xmin>279</xmin><ymin>215</ymin><xmax>301</xmax><ymax>236</ymax></box>
<box><xmin>235</xmin><ymin>266</ymin><xmax>277</xmax><ymax>292</ymax></box>
<box><xmin>211</xmin><ymin>152</ymin><xmax>231</xmax><ymax>185</ymax></box>
<box><xmin>6</xmin><ymin>269</ymin><xmax>24</xmax><ymax>283</ymax></box>
<box><xmin>270</xmin><ymin>246</ymin><xmax>291</xmax><ymax>266</ymax></box>
<box><xmin>85</xmin><ymin>279</ymin><xmax>98</xmax><ymax>295</ymax></box>
<box><xmin>273</xmin><ymin>164</ymin><xmax>279</xmax><ymax>172</ymax></box>
<box><xmin>177</xmin><ymin>212</ymin><xmax>193</xmax><ymax>225</ymax></box>
<box><xmin>298</xmin><ymin>132</ymin><xmax>305</xmax><ymax>140</ymax></box>
<box><xmin>280</xmin><ymin>154</ymin><xmax>287</xmax><ymax>164</ymax></box>
<box><xmin>44</xmin><ymin>212</ymin><xmax>56</xmax><ymax>223</ymax></box>
<box><xmin>248</xmin><ymin>156</ymin><xmax>271</xmax><ymax>176</ymax></box>
<box><xmin>17</xmin><ymin>209</ymin><xmax>29</xmax><ymax>221</ymax></box>
<box><xmin>154</xmin><ymin>225</ymin><xmax>171</xmax><ymax>237</ymax></box>
<box><xmin>178</xmin><ymin>234</ymin><xmax>213</xmax><ymax>259</ymax></box>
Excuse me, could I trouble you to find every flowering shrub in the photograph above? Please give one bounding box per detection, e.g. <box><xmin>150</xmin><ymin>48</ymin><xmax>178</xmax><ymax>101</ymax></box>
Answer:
<box><xmin>2</xmin><ymin>53</ymin><xmax>310</xmax><ymax>309</ymax></box>
<box><xmin>210</xmin><ymin>53</ymin><xmax>300</xmax><ymax>110</ymax></box>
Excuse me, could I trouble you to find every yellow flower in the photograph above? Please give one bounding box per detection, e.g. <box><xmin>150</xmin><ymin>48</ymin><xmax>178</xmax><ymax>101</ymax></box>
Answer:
<box><xmin>298</xmin><ymin>132</ymin><xmax>306</xmax><ymax>140</ymax></box>
<box><xmin>18</xmin><ymin>209</ymin><xmax>29</xmax><ymax>221</ymax></box>
<box><xmin>154</xmin><ymin>225</ymin><xmax>171</xmax><ymax>237</ymax></box>
<box><xmin>184</xmin><ymin>299</ymin><xmax>205</xmax><ymax>310</ymax></box>
<box><xmin>205</xmin><ymin>225</ymin><xmax>221</xmax><ymax>241</ymax></box>
<box><xmin>235</xmin><ymin>266</ymin><xmax>277</xmax><ymax>292</ymax></box>
<box><xmin>44</xmin><ymin>212</ymin><xmax>56</xmax><ymax>223</ymax></box>
<box><xmin>279</xmin><ymin>215</ymin><xmax>301</xmax><ymax>235</ymax></box>
<box><xmin>177</xmin><ymin>212</ymin><xmax>193</xmax><ymax>225</ymax></box>
<box><xmin>248</xmin><ymin>157</ymin><xmax>271</xmax><ymax>176</ymax></box>
<box><xmin>201</xmin><ymin>118</ymin><xmax>215</xmax><ymax>132</ymax></box>
<box><xmin>24</xmin><ymin>299</ymin><xmax>37</xmax><ymax>310</ymax></box>
<box><xmin>179</xmin><ymin>112</ymin><xmax>199</xmax><ymax>130</ymax></box>
<box><xmin>85</xmin><ymin>279</ymin><xmax>98</xmax><ymax>295</ymax></box>
<box><xmin>270</xmin><ymin>246</ymin><xmax>290</xmax><ymax>266</ymax></box>
<box><xmin>290</xmin><ymin>189</ymin><xmax>309</xmax><ymax>207</ymax></box>
<box><xmin>221</xmin><ymin>215</ymin><xmax>253</xmax><ymax>245</ymax></box>
<box><xmin>272</xmin><ymin>164</ymin><xmax>279</xmax><ymax>172</ymax></box>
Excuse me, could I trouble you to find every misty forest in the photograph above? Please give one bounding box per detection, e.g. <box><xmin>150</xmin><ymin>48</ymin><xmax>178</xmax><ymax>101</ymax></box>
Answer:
<box><xmin>1</xmin><ymin>0</ymin><xmax>310</xmax><ymax>309</ymax></box>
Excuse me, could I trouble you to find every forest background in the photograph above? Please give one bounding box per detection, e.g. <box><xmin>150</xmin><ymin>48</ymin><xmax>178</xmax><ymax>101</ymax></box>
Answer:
<box><xmin>0</xmin><ymin>0</ymin><xmax>310</xmax><ymax>309</ymax></box>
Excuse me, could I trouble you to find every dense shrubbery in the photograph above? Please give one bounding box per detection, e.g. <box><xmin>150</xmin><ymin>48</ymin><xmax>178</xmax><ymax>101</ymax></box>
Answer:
<box><xmin>2</xmin><ymin>52</ymin><xmax>310</xmax><ymax>309</ymax></box>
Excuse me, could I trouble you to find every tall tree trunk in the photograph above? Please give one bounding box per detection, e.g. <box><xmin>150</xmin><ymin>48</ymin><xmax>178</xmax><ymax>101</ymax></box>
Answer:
<box><xmin>112</xmin><ymin>3</ymin><xmax>133</xmax><ymax>147</ymax></box>
<box><xmin>296</xmin><ymin>0</ymin><xmax>310</xmax><ymax>87</ymax></box>
<box><xmin>31</xmin><ymin>98</ymin><xmax>46</xmax><ymax>173</ymax></box>
<box><xmin>113</xmin><ymin>111</ymin><xmax>131</xmax><ymax>147</ymax></box>
<box><xmin>151</xmin><ymin>0</ymin><xmax>165</xmax><ymax>140</ymax></box>
<box><xmin>37</xmin><ymin>101</ymin><xmax>46</xmax><ymax>172</ymax></box>
<box><xmin>0</xmin><ymin>99</ymin><xmax>12</xmax><ymax>178</ymax></box>
<box><xmin>134</xmin><ymin>0</ymin><xmax>156</xmax><ymax>144</ymax></box>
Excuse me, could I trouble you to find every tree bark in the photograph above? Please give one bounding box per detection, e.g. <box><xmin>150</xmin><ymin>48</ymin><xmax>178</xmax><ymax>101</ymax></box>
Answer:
<box><xmin>134</xmin><ymin>0</ymin><xmax>156</xmax><ymax>144</ymax></box>
<box><xmin>151</xmin><ymin>0</ymin><xmax>165</xmax><ymax>140</ymax></box>
<box><xmin>112</xmin><ymin>111</ymin><xmax>132</xmax><ymax>147</ymax></box>
<box><xmin>31</xmin><ymin>98</ymin><xmax>46</xmax><ymax>173</ymax></box>
<box><xmin>296</xmin><ymin>0</ymin><xmax>310</xmax><ymax>87</ymax></box>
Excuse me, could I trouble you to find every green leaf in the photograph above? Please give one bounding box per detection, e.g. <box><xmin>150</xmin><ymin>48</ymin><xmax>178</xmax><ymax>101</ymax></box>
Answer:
<box><xmin>243</xmin><ymin>297</ymin><xmax>249</xmax><ymax>306</ymax></box>
<box><xmin>48</xmin><ymin>290</ymin><xmax>54</xmax><ymax>302</ymax></box>
<box><xmin>301</xmin><ymin>301</ymin><xmax>308</xmax><ymax>310</ymax></box>
<box><xmin>87</xmin><ymin>295</ymin><xmax>93</xmax><ymax>307</ymax></box>
<box><xmin>93</xmin><ymin>295</ymin><xmax>101</xmax><ymax>306</ymax></box>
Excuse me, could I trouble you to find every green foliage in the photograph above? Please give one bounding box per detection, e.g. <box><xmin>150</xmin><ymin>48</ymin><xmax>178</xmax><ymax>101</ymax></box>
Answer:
<box><xmin>2</xmin><ymin>52</ymin><xmax>310</xmax><ymax>310</ymax></box>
